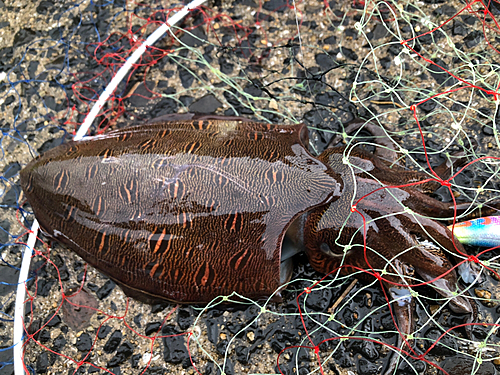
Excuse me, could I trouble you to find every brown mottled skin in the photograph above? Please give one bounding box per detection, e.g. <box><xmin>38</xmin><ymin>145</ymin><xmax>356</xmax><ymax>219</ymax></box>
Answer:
<box><xmin>20</xmin><ymin>116</ymin><xmax>484</xmax><ymax>372</ymax></box>
<box><xmin>21</xmin><ymin>117</ymin><xmax>342</xmax><ymax>303</ymax></box>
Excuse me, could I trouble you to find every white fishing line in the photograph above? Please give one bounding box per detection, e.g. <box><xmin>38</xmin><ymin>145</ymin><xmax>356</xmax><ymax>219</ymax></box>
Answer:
<box><xmin>13</xmin><ymin>1</ymin><xmax>207</xmax><ymax>373</ymax></box>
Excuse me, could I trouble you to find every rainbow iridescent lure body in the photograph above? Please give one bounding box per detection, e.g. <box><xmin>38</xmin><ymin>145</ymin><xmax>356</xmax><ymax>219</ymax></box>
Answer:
<box><xmin>451</xmin><ymin>216</ymin><xmax>500</xmax><ymax>247</ymax></box>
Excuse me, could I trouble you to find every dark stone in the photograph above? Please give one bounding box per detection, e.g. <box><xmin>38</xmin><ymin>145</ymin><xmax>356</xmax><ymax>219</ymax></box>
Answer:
<box><xmin>424</xmin><ymin>327</ymin><xmax>457</xmax><ymax>356</ymax></box>
<box><xmin>335</xmin><ymin>345</ymin><xmax>354</xmax><ymax>368</ymax></box>
<box><xmin>151</xmin><ymin>301</ymin><xmax>169</xmax><ymax>314</ymax></box>
<box><xmin>150</xmin><ymin>97</ymin><xmax>178</xmax><ymax>118</ymax></box>
<box><xmin>179</xmin><ymin>95</ymin><xmax>194</xmax><ymax>108</ymax></box>
<box><xmin>340</xmin><ymin>47</ymin><xmax>357</xmax><ymax>61</ymax></box>
<box><xmin>96</xmin><ymin>280</ymin><xmax>115</xmax><ymax>299</ymax></box>
<box><xmin>224</xmin><ymin>359</ymin><xmax>235</xmax><ymax>374</ymax></box>
<box><xmin>477</xmin><ymin>106</ymin><xmax>491</xmax><ymax>118</ymax></box>
<box><xmin>205</xmin><ymin>317</ymin><xmax>219</xmax><ymax>344</ymax></box>
<box><xmin>38</xmin><ymin>137</ymin><xmax>65</xmax><ymax>154</ymax></box>
<box><xmin>133</xmin><ymin>314</ymin><xmax>142</xmax><ymax>328</ymax></box>
<box><xmin>162</xmin><ymin>325</ymin><xmax>189</xmax><ymax>364</ymax></box>
<box><xmin>243</xmin><ymin>82</ymin><xmax>263</xmax><ymax>98</ymax></box>
<box><xmin>462</xmin><ymin>15</ymin><xmax>477</xmax><ymax>25</ymax></box>
<box><xmin>305</xmin><ymin>288</ymin><xmax>332</xmax><ymax>311</ymax></box>
<box><xmin>428</xmin><ymin>59</ymin><xmax>458</xmax><ymax>87</ymax></box>
<box><xmin>464</xmin><ymin>30</ymin><xmax>483</xmax><ymax>49</ymax></box>
<box><xmin>97</xmin><ymin>325</ymin><xmax>112</xmax><ymax>339</ymax></box>
<box><xmin>44</xmin><ymin>313</ymin><xmax>61</xmax><ymax>327</ymax></box>
<box><xmin>379</xmin><ymin>56</ymin><xmax>391</xmax><ymax>69</ymax></box>
<box><xmin>3</xmin><ymin>162</ymin><xmax>20</xmax><ymax>179</ymax></box>
<box><xmin>387</xmin><ymin>43</ymin><xmax>402</xmax><ymax>56</ymax></box>
<box><xmin>0</xmin><ymin>264</ymin><xmax>17</xmax><ymax>296</ymax></box>
<box><xmin>361</xmin><ymin>341</ymin><xmax>378</xmax><ymax>360</ymax></box>
<box><xmin>0</xmin><ymin>218</ymin><xmax>10</xmax><ymax>243</ymax></box>
<box><xmin>441</xmin><ymin>355</ymin><xmax>494</xmax><ymax>375</ymax></box>
<box><xmin>104</xmin><ymin>330</ymin><xmax>123</xmax><ymax>353</ymax></box>
<box><xmin>44</xmin><ymin>95</ymin><xmax>62</xmax><ymax>112</ymax></box>
<box><xmin>179</xmin><ymin>26</ymin><xmax>207</xmax><ymax>47</ymax></box>
<box><xmin>357</xmin><ymin>358</ymin><xmax>378</xmax><ymax>375</ymax></box>
<box><xmin>472</xmin><ymin>325</ymin><xmax>489</xmax><ymax>340</ymax></box>
<box><xmin>189</xmin><ymin>94</ymin><xmax>222</xmax><ymax>114</ymax></box>
<box><xmin>344</xmin><ymin>28</ymin><xmax>357</xmax><ymax>38</ymax></box>
<box><xmin>156</xmin><ymin>80</ymin><xmax>174</xmax><ymax>91</ymax></box>
<box><xmin>51</xmin><ymin>255</ymin><xmax>69</xmax><ymax>281</ymax></box>
<box><xmin>324</xmin><ymin>35</ymin><xmax>337</xmax><ymax>45</ymax></box>
<box><xmin>263</xmin><ymin>0</ymin><xmax>288</xmax><ymax>12</ymax></box>
<box><xmin>372</xmin><ymin>24</ymin><xmax>388</xmax><ymax>40</ymax></box>
<box><xmin>36</xmin><ymin>352</ymin><xmax>50</xmax><ymax>373</ymax></box>
<box><xmin>396</xmin><ymin>357</ymin><xmax>426</xmax><ymax>374</ymax></box>
<box><xmin>270</xmin><ymin>338</ymin><xmax>285</xmax><ymax>353</ymax></box>
<box><xmin>37</xmin><ymin>278</ymin><xmax>56</xmax><ymax>297</ymax></box>
<box><xmin>13</xmin><ymin>28</ymin><xmax>38</xmax><ymax>47</ymax></box>
<box><xmin>452</xmin><ymin>20</ymin><xmax>468</xmax><ymax>36</ymax></box>
<box><xmin>315</xmin><ymin>90</ymin><xmax>344</xmax><ymax>107</ymax></box>
<box><xmin>0</xmin><ymin>47</ymin><xmax>13</xmax><ymax>64</ymax></box>
<box><xmin>127</xmin><ymin>82</ymin><xmax>154</xmax><ymax>107</ymax></box>
<box><xmin>57</xmin><ymin>264</ymin><xmax>69</xmax><ymax>281</ymax></box>
<box><xmin>226</xmin><ymin>321</ymin><xmax>243</xmax><ymax>335</ymax></box>
<box><xmin>36</xmin><ymin>1</ymin><xmax>54</xmax><ymax>14</ymax></box>
<box><xmin>416</xmin><ymin>33</ymin><xmax>438</xmax><ymax>46</ymax></box>
<box><xmin>52</xmin><ymin>334</ymin><xmax>67</xmax><ymax>351</ymax></box>
<box><xmin>349</xmin><ymin>340</ymin><xmax>379</xmax><ymax>360</ymax></box>
<box><xmin>1</xmin><ymin>186</ymin><xmax>20</xmax><ymax>206</ymax></box>
<box><xmin>130</xmin><ymin>353</ymin><xmax>141</xmax><ymax>368</ymax></box>
<box><xmin>419</xmin><ymin>98</ymin><xmax>437</xmax><ymax>113</ymax></box>
<box><xmin>433</xmin><ymin>5</ymin><xmax>457</xmax><ymax>16</ymax></box>
<box><xmin>75</xmin><ymin>332</ymin><xmax>93</xmax><ymax>352</ymax></box>
<box><xmin>4</xmin><ymin>95</ymin><xmax>15</xmax><ymax>106</ymax></box>
<box><xmin>483</xmin><ymin>123</ymin><xmax>494</xmax><ymax>136</ymax></box>
<box><xmin>39</xmin><ymin>329</ymin><xmax>51</xmax><ymax>343</ymax></box>
<box><xmin>107</xmin><ymin>341</ymin><xmax>135</xmax><ymax>367</ymax></box>
<box><xmin>315</xmin><ymin>53</ymin><xmax>337</xmax><ymax>71</ymax></box>
<box><xmin>179</xmin><ymin>67</ymin><xmax>195</xmax><ymax>88</ymax></box>
<box><xmin>235</xmin><ymin>345</ymin><xmax>249</xmax><ymax>364</ymax></box>
<box><xmin>380</xmin><ymin>314</ymin><xmax>396</xmax><ymax>330</ymax></box>
<box><xmin>145</xmin><ymin>322</ymin><xmax>161</xmax><ymax>336</ymax></box>
<box><xmin>216</xmin><ymin>340</ymin><xmax>228</xmax><ymax>356</ymax></box>
<box><xmin>177</xmin><ymin>308</ymin><xmax>192</xmax><ymax>331</ymax></box>
<box><xmin>219</xmin><ymin>56</ymin><xmax>234</xmax><ymax>75</ymax></box>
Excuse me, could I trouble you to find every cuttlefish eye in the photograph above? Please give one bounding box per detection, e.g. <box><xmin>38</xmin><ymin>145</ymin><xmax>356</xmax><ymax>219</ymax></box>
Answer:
<box><xmin>404</xmin><ymin>265</ymin><xmax>415</xmax><ymax>276</ymax></box>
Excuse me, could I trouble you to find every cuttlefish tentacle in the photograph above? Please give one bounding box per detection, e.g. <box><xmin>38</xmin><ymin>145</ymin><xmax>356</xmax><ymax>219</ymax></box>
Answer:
<box><xmin>328</xmin><ymin>118</ymin><xmax>399</xmax><ymax>163</ymax></box>
<box><xmin>381</xmin><ymin>268</ymin><xmax>416</xmax><ymax>375</ymax></box>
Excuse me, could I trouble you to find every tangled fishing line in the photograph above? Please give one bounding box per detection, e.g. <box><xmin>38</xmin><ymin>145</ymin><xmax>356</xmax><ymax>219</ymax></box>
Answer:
<box><xmin>2</xmin><ymin>0</ymin><xmax>500</xmax><ymax>374</ymax></box>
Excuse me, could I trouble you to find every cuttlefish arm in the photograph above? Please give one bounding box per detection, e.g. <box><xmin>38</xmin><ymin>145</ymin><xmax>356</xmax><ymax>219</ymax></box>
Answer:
<box><xmin>380</xmin><ymin>239</ymin><xmax>476</xmax><ymax>375</ymax></box>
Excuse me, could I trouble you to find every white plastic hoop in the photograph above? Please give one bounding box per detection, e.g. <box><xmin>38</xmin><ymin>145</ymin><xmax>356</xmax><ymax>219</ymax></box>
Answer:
<box><xmin>13</xmin><ymin>1</ymin><xmax>207</xmax><ymax>373</ymax></box>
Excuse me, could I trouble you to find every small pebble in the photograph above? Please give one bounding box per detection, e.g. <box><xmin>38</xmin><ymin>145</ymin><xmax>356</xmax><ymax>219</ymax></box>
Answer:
<box><xmin>475</xmin><ymin>289</ymin><xmax>491</xmax><ymax>299</ymax></box>
<box><xmin>429</xmin><ymin>305</ymin><xmax>440</xmax><ymax>315</ymax></box>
